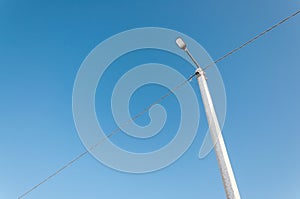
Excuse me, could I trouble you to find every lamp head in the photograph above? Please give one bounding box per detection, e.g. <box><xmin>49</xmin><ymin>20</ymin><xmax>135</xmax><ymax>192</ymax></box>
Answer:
<box><xmin>176</xmin><ymin>37</ymin><xmax>187</xmax><ymax>50</ymax></box>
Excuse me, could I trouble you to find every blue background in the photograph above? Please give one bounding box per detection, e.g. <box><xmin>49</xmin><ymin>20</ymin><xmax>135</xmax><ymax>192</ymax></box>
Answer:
<box><xmin>1</xmin><ymin>1</ymin><xmax>300</xmax><ymax>198</ymax></box>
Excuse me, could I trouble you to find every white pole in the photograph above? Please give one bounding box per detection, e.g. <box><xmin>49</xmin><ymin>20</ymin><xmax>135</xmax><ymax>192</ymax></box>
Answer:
<box><xmin>175</xmin><ymin>37</ymin><xmax>241</xmax><ymax>199</ymax></box>
<box><xmin>196</xmin><ymin>68</ymin><xmax>240</xmax><ymax>199</ymax></box>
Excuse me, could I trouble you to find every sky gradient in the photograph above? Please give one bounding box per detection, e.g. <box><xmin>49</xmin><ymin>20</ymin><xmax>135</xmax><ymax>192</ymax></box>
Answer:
<box><xmin>1</xmin><ymin>1</ymin><xmax>300</xmax><ymax>199</ymax></box>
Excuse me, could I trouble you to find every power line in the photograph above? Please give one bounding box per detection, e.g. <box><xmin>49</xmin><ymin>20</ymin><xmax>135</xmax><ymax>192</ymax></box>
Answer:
<box><xmin>18</xmin><ymin>73</ymin><xmax>196</xmax><ymax>199</ymax></box>
<box><xmin>18</xmin><ymin>10</ymin><xmax>300</xmax><ymax>198</ymax></box>
<box><xmin>202</xmin><ymin>9</ymin><xmax>300</xmax><ymax>71</ymax></box>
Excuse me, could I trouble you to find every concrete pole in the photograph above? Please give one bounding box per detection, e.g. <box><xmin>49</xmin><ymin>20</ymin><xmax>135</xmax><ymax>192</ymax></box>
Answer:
<box><xmin>176</xmin><ymin>37</ymin><xmax>240</xmax><ymax>198</ymax></box>
<box><xmin>196</xmin><ymin>68</ymin><xmax>241</xmax><ymax>199</ymax></box>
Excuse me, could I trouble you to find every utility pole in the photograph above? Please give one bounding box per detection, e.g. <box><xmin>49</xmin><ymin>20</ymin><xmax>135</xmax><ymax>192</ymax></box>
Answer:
<box><xmin>176</xmin><ymin>38</ymin><xmax>241</xmax><ymax>199</ymax></box>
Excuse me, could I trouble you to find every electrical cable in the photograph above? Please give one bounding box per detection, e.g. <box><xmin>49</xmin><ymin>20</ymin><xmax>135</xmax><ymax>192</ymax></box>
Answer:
<box><xmin>18</xmin><ymin>10</ymin><xmax>300</xmax><ymax>198</ymax></box>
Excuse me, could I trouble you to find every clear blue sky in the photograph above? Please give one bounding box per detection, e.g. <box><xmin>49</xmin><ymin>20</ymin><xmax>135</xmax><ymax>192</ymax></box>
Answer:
<box><xmin>1</xmin><ymin>1</ymin><xmax>300</xmax><ymax>198</ymax></box>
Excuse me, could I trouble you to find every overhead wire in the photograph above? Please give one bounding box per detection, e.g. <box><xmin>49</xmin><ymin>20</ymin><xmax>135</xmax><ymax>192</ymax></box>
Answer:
<box><xmin>202</xmin><ymin>10</ymin><xmax>300</xmax><ymax>71</ymax></box>
<box><xmin>18</xmin><ymin>9</ymin><xmax>300</xmax><ymax>199</ymax></box>
<box><xmin>18</xmin><ymin>73</ymin><xmax>196</xmax><ymax>199</ymax></box>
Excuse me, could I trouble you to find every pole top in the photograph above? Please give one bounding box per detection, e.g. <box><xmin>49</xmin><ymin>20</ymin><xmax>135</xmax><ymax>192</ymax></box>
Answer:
<box><xmin>195</xmin><ymin>68</ymin><xmax>205</xmax><ymax>77</ymax></box>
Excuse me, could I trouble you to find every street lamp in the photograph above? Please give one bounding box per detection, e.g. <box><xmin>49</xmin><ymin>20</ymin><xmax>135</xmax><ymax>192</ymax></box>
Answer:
<box><xmin>176</xmin><ymin>37</ymin><xmax>241</xmax><ymax>199</ymax></box>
